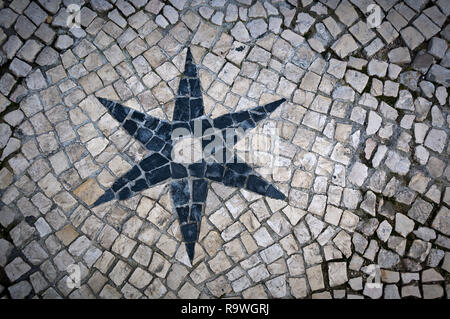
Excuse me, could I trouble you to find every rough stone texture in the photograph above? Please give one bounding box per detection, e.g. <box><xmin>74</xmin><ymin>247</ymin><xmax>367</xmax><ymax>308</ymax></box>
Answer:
<box><xmin>432</xmin><ymin>207</ymin><xmax>450</xmax><ymax>236</ymax></box>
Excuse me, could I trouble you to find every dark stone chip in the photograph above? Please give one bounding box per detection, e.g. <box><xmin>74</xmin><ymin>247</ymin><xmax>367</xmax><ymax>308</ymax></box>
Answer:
<box><xmin>247</xmin><ymin>174</ymin><xmax>269</xmax><ymax>195</ymax></box>
<box><xmin>227</xmin><ymin>162</ymin><xmax>252</xmax><ymax>175</ymax></box>
<box><xmin>206</xmin><ymin>151</ymin><xmax>223</xmax><ymax>164</ymax></box>
<box><xmin>173</xmin><ymin>97</ymin><xmax>190</xmax><ymax>122</ymax></box>
<box><xmin>232</xmin><ymin>111</ymin><xmax>250</xmax><ymax>123</ymax></box>
<box><xmin>223</xmin><ymin>169</ymin><xmax>246</xmax><ymax>188</ymax></box>
<box><xmin>222</xmin><ymin>147</ymin><xmax>236</xmax><ymax>164</ymax></box>
<box><xmin>186</xmin><ymin>48</ymin><xmax>193</xmax><ymax>63</ymax></box>
<box><xmin>171</xmin><ymin>162</ymin><xmax>188</xmax><ymax>179</ymax></box>
<box><xmin>240</xmin><ymin>119</ymin><xmax>256</xmax><ymax>131</ymax></box>
<box><xmin>131</xmin><ymin>178</ymin><xmax>148</xmax><ymax>192</ymax></box>
<box><xmin>201</xmin><ymin>118</ymin><xmax>212</xmax><ymax>135</ymax></box>
<box><xmin>112</xmin><ymin>104</ymin><xmax>130</xmax><ymax>123</ymax></box>
<box><xmin>112</xmin><ymin>177</ymin><xmax>127</xmax><ymax>192</ymax></box>
<box><xmin>207</xmin><ymin>131</ymin><xmax>227</xmax><ymax>151</ymax></box>
<box><xmin>123</xmin><ymin>119</ymin><xmax>138</xmax><ymax>135</ymax></box>
<box><xmin>98</xmin><ymin>97</ymin><xmax>115</xmax><ymax>111</ymax></box>
<box><xmin>145</xmin><ymin>136</ymin><xmax>165</xmax><ymax>151</ymax></box>
<box><xmin>202</xmin><ymin>136</ymin><xmax>218</xmax><ymax>152</ymax></box>
<box><xmin>131</xmin><ymin>110</ymin><xmax>146</xmax><ymax>122</ymax></box>
<box><xmin>250</xmin><ymin>110</ymin><xmax>267</xmax><ymax>123</ymax></box>
<box><xmin>190</xmin><ymin>98</ymin><xmax>203</xmax><ymax>119</ymax></box>
<box><xmin>188</xmin><ymin>161</ymin><xmax>205</xmax><ymax>177</ymax></box>
<box><xmin>205</xmin><ymin>163</ymin><xmax>224</xmax><ymax>181</ymax></box>
<box><xmin>117</xmin><ymin>187</ymin><xmax>132</xmax><ymax>200</ymax></box>
<box><xmin>213</xmin><ymin>114</ymin><xmax>233</xmax><ymax>129</ymax></box>
<box><xmin>221</xmin><ymin>129</ymin><xmax>238</xmax><ymax>146</ymax></box>
<box><xmin>190</xmin><ymin>204</ymin><xmax>202</xmax><ymax>222</ymax></box>
<box><xmin>172</xmin><ymin>122</ymin><xmax>191</xmax><ymax>134</ymax></box>
<box><xmin>266</xmin><ymin>184</ymin><xmax>286</xmax><ymax>200</ymax></box>
<box><xmin>189</xmin><ymin>118</ymin><xmax>212</xmax><ymax>136</ymax></box>
<box><xmin>140</xmin><ymin>153</ymin><xmax>169</xmax><ymax>171</ymax></box>
<box><xmin>93</xmin><ymin>189</ymin><xmax>114</xmax><ymax>206</ymax></box>
<box><xmin>176</xmin><ymin>206</ymin><xmax>189</xmax><ymax>223</ymax></box>
<box><xmin>185</xmin><ymin>242</ymin><xmax>195</xmax><ymax>261</ymax></box>
<box><xmin>156</xmin><ymin>122</ymin><xmax>172</xmax><ymax>141</ymax></box>
<box><xmin>189</xmin><ymin>78</ymin><xmax>201</xmax><ymax>97</ymax></box>
<box><xmin>170</xmin><ymin>180</ymin><xmax>190</xmax><ymax>207</ymax></box>
<box><xmin>144</xmin><ymin>117</ymin><xmax>159</xmax><ymax>130</ymax></box>
<box><xmin>145</xmin><ymin>165</ymin><xmax>171</xmax><ymax>185</ymax></box>
<box><xmin>180</xmin><ymin>223</ymin><xmax>198</xmax><ymax>242</ymax></box>
<box><xmin>188</xmin><ymin>119</ymin><xmax>198</xmax><ymax>134</ymax></box>
<box><xmin>178</xmin><ymin>78</ymin><xmax>189</xmax><ymax>96</ymax></box>
<box><xmin>135</xmin><ymin>127</ymin><xmax>153</xmax><ymax>144</ymax></box>
<box><xmin>124</xmin><ymin>165</ymin><xmax>141</xmax><ymax>181</ymax></box>
<box><xmin>184</xmin><ymin>63</ymin><xmax>197</xmax><ymax>77</ymax></box>
<box><xmin>252</xmin><ymin>106</ymin><xmax>265</xmax><ymax>113</ymax></box>
<box><xmin>24</xmin><ymin>216</ymin><xmax>36</xmax><ymax>226</ymax></box>
<box><xmin>264</xmin><ymin>98</ymin><xmax>286</xmax><ymax>112</ymax></box>
<box><xmin>161</xmin><ymin>143</ymin><xmax>173</xmax><ymax>159</ymax></box>
<box><xmin>192</xmin><ymin>179</ymin><xmax>207</xmax><ymax>202</ymax></box>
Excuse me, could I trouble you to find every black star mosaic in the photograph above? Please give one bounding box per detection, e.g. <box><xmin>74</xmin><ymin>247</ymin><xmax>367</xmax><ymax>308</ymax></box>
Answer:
<box><xmin>93</xmin><ymin>48</ymin><xmax>286</xmax><ymax>263</ymax></box>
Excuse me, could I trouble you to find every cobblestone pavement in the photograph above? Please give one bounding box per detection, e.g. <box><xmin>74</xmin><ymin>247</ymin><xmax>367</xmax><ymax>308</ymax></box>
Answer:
<box><xmin>0</xmin><ymin>0</ymin><xmax>449</xmax><ymax>299</ymax></box>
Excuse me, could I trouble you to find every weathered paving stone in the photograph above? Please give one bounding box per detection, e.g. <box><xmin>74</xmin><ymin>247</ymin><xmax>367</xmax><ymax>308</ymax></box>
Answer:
<box><xmin>401</xmin><ymin>26</ymin><xmax>425</xmax><ymax>50</ymax></box>
<box><xmin>0</xmin><ymin>239</ymin><xmax>14</xmax><ymax>267</ymax></box>
<box><xmin>9</xmin><ymin>281</ymin><xmax>32</xmax><ymax>299</ymax></box>
<box><xmin>385</xmin><ymin>151</ymin><xmax>411</xmax><ymax>176</ymax></box>
<box><xmin>426</xmin><ymin>64</ymin><xmax>450</xmax><ymax>87</ymax></box>
<box><xmin>91</xmin><ymin>0</ymin><xmax>113</xmax><ymax>12</ymax></box>
<box><xmin>14</xmin><ymin>15</ymin><xmax>36</xmax><ymax>39</ymax></box>
<box><xmin>328</xmin><ymin>262</ymin><xmax>348</xmax><ymax>287</ymax></box>
<box><xmin>10</xmin><ymin>58</ymin><xmax>32</xmax><ymax>77</ymax></box>
<box><xmin>331</xmin><ymin>34</ymin><xmax>358</xmax><ymax>58</ymax></box>
<box><xmin>408</xmin><ymin>239</ymin><xmax>432</xmax><ymax>262</ymax></box>
<box><xmin>368</xmin><ymin>59</ymin><xmax>389</xmax><ymax>78</ymax></box>
<box><xmin>395</xmin><ymin>213</ymin><xmax>415</xmax><ymax>237</ymax></box>
<box><xmin>432</xmin><ymin>207</ymin><xmax>450</xmax><ymax>236</ymax></box>
<box><xmin>0</xmin><ymin>8</ymin><xmax>19</xmax><ymax>28</ymax></box>
<box><xmin>378</xmin><ymin>248</ymin><xmax>400</xmax><ymax>269</ymax></box>
<box><xmin>428</xmin><ymin>37</ymin><xmax>447</xmax><ymax>59</ymax></box>
<box><xmin>348</xmin><ymin>162</ymin><xmax>368</xmax><ymax>187</ymax></box>
<box><xmin>345</xmin><ymin>70</ymin><xmax>368</xmax><ymax>93</ymax></box>
<box><xmin>5</xmin><ymin>257</ymin><xmax>31</xmax><ymax>282</ymax></box>
<box><xmin>424</xmin><ymin>129</ymin><xmax>447</xmax><ymax>153</ymax></box>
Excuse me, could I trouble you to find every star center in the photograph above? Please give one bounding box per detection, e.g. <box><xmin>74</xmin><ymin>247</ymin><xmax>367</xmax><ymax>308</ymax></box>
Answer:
<box><xmin>172</xmin><ymin>135</ymin><xmax>203</xmax><ymax>164</ymax></box>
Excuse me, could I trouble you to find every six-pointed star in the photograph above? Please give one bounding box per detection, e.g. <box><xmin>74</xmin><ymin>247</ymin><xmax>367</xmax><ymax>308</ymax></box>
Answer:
<box><xmin>93</xmin><ymin>48</ymin><xmax>286</xmax><ymax>263</ymax></box>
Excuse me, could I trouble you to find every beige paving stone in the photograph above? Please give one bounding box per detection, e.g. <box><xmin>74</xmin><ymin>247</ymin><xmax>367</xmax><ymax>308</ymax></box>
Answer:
<box><xmin>306</xmin><ymin>265</ymin><xmax>325</xmax><ymax>291</ymax></box>
<box><xmin>55</xmin><ymin>225</ymin><xmax>79</xmax><ymax>246</ymax></box>
<box><xmin>73</xmin><ymin>178</ymin><xmax>104</xmax><ymax>206</ymax></box>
